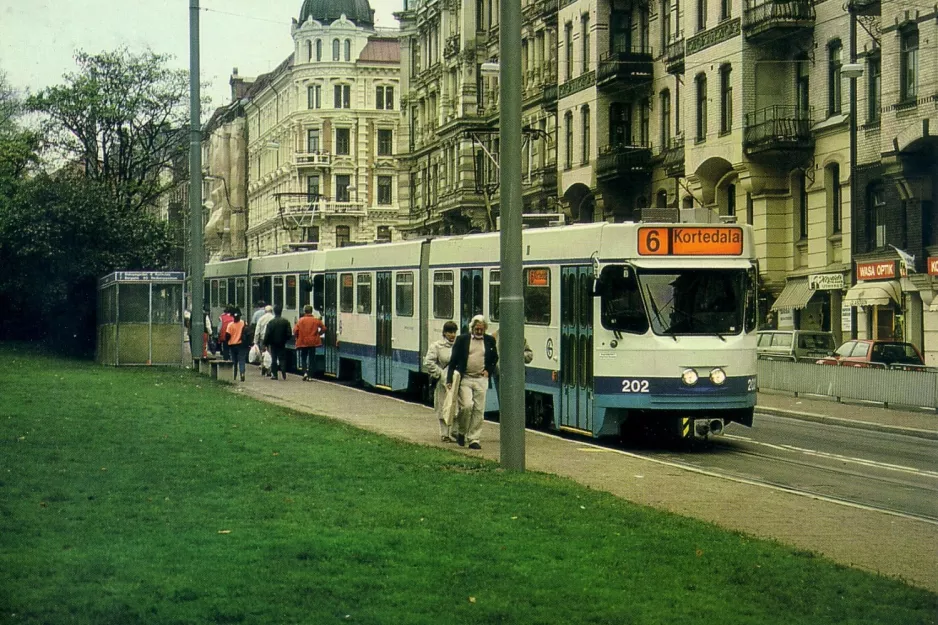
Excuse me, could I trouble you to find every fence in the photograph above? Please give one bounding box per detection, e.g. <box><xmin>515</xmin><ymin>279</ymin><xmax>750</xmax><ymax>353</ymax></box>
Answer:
<box><xmin>757</xmin><ymin>359</ymin><xmax>938</xmax><ymax>410</ymax></box>
<box><xmin>97</xmin><ymin>271</ymin><xmax>186</xmax><ymax>366</ymax></box>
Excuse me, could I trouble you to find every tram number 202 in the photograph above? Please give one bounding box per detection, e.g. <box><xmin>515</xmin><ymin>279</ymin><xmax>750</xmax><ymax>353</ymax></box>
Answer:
<box><xmin>621</xmin><ymin>379</ymin><xmax>650</xmax><ymax>393</ymax></box>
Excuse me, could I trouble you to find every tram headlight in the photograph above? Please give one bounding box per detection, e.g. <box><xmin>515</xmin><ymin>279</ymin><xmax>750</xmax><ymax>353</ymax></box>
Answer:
<box><xmin>709</xmin><ymin>367</ymin><xmax>727</xmax><ymax>385</ymax></box>
<box><xmin>681</xmin><ymin>368</ymin><xmax>699</xmax><ymax>386</ymax></box>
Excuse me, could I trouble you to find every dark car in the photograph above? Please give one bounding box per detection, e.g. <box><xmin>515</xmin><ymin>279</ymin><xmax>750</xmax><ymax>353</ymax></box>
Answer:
<box><xmin>815</xmin><ymin>340</ymin><xmax>925</xmax><ymax>369</ymax></box>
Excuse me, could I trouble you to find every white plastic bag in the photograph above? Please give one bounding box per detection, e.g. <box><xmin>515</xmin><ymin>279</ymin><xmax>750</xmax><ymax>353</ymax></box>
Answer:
<box><xmin>248</xmin><ymin>344</ymin><xmax>260</xmax><ymax>365</ymax></box>
<box><xmin>261</xmin><ymin>350</ymin><xmax>272</xmax><ymax>370</ymax></box>
<box><xmin>440</xmin><ymin>370</ymin><xmax>461</xmax><ymax>427</ymax></box>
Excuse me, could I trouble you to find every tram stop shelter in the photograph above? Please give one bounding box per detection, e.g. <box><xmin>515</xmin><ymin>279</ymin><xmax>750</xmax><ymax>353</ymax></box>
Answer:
<box><xmin>96</xmin><ymin>271</ymin><xmax>186</xmax><ymax>366</ymax></box>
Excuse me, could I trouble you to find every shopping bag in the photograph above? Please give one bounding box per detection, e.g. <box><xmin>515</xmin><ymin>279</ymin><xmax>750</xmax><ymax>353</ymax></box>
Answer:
<box><xmin>248</xmin><ymin>344</ymin><xmax>260</xmax><ymax>365</ymax></box>
<box><xmin>261</xmin><ymin>351</ymin><xmax>272</xmax><ymax>370</ymax></box>
<box><xmin>440</xmin><ymin>370</ymin><xmax>461</xmax><ymax>427</ymax></box>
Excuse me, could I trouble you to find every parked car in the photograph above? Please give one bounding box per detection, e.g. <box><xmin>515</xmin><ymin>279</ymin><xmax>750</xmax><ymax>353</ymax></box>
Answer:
<box><xmin>815</xmin><ymin>340</ymin><xmax>925</xmax><ymax>369</ymax></box>
<box><xmin>757</xmin><ymin>330</ymin><xmax>836</xmax><ymax>361</ymax></box>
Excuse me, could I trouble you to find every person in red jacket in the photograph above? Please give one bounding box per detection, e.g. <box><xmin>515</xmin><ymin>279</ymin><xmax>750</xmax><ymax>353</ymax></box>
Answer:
<box><xmin>218</xmin><ymin>305</ymin><xmax>234</xmax><ymax>361</ymax></box>
<box><xmin>294</xmin><ymin>305</ymin><xmax>327</xmax><ymax>381</ymax></box>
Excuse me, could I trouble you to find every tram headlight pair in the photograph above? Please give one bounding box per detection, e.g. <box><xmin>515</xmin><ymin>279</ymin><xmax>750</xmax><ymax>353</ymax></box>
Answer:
<box><xmin>680</xmin><ymin>367</ymin><xmax>727</xmax><ymax>386</ymax></box>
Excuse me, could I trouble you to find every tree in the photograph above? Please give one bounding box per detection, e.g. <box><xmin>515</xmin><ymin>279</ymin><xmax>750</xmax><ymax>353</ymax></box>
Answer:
<box><xmin>27</xmin><ymin>48</ymin><xmax>191</xmax><ymax>214</ymax></box>
<box><xmin>0</xmin><ymin>72</ymin><xmax>40</xmax><ymax>199</ymax></box>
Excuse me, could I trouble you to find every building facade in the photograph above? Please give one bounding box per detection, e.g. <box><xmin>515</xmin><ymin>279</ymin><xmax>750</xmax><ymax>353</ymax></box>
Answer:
<box><xmin>242</xmin><ymin>0</ymin><xmax>404</xmax><ymax>254</ymax></box>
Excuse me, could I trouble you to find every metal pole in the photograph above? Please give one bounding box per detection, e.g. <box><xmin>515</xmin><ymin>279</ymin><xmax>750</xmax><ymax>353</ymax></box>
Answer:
<box><xmin>848</xmin><ymin>7</ymin><xmax>858</xmax><ymax>340</ymax></box>
<box><xmin>499</xmin><ymin>0</ymin><xmax>524</xmax><ymax>470</ymax></box>
<box><xmin>189</xmin><ymin>0</ymin><xmax>204</xmax><ymax>360</ymax></box>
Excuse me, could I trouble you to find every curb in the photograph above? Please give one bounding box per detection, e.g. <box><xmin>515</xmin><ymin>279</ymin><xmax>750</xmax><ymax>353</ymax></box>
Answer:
<box><xmin>756</xmin><ymin>406</ymin><xmax>938</xmax><ymax>441</ymax></box>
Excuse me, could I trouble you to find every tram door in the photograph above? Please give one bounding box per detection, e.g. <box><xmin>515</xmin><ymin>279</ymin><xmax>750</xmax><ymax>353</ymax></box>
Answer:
<box><xmin>460</xmin><ymin>269</ymin><xmax>484</xmax><ymax>333</ymax></box>
<box><xmin>323</xmin><ymin>273</ymin><xmax>339</xmax><ymax>377</ymax></box>
<box><xmin>375</xmin><ymin>271</ymin><xmax>393</xmax><ymax>389</ymax></box>
<box><xmin>560</xmin><ymin>266</ymin><xmax>593</xmax><ymax>432</ymax></box>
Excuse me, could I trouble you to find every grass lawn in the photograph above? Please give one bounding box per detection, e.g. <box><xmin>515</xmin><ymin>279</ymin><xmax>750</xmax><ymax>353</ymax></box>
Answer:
<box><xmin>0</xmin><ymin>346</ymin><xmax>935</xmax><ymax>624</ymax></box>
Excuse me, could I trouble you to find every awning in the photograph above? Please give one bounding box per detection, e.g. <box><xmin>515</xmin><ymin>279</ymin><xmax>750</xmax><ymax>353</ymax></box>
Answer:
<box><xmin>843</xmin><ymin>280</ymin><xmax>901</xmax><ymax>307</ymax></box>
<box><xmin>771</xmin><ymin>279</ymin><xmax>813</xmax><ymax>312</ymax></box>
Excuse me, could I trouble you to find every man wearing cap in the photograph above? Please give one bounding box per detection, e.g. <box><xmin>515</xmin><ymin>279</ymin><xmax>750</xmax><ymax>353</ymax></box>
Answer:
<box><xmin>446</xmin><ymin>315</ymin><xmax>498</xmax><ymax>450</ymax></box>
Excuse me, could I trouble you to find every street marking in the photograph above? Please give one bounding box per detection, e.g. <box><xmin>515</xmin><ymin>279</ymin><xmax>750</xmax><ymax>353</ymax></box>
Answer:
<box><xmin>724</xmin><ymin>434</ymin><xmax>938</xmax><ymax>479</ymax></box>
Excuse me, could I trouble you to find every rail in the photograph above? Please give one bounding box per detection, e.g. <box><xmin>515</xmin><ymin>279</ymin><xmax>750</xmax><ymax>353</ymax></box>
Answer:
<box><xmin>743</xmin><ymin>0</ymin><xmax>815</xmax><ymax>31</ymax></box>
<box><xmin>757</xmin><ymin>359</ymin><xmax>938</xmax><ymax>410</ymax></box>
<box><xmin>743</xmin><ymin>105</ymin><xmax>813</xmax><ymax>152</ymax></box>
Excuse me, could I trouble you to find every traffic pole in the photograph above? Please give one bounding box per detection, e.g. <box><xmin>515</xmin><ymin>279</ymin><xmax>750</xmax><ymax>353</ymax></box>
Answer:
<box><xmin>189</xmin><ymin>0</ymin><xmax>204</xmax><ymax>357</ymax></box>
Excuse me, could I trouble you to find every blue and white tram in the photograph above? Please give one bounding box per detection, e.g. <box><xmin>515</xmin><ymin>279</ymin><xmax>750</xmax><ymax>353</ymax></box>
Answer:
<box><xmin>203</xmin><ymin>222</ymin><xmax>758</xmax><ymax>439</ymax></box>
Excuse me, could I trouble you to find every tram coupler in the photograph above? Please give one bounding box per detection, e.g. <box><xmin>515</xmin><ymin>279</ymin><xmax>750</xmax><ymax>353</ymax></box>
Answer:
<box><xmin>683</xmin><ymin>417</ymin><xmax>725</xmax><ymax>439</ymax></box>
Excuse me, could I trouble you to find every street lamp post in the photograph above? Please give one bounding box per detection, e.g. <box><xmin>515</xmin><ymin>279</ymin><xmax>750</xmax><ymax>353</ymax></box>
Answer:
<box><xmin>499</xmin><ymin>0</ymin><xmax>525</xmax><ymax>470</ymax></box>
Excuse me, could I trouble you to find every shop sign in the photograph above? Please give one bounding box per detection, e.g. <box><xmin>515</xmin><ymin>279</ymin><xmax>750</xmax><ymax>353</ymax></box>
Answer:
<box><xmin>856</xmin><ymin>260</ymin><xmax>896</xmax><ymax>281</ymax></box>
<box><xmin>808</xmin><ymin>273</ymin><xmax>844</xmax><ymax>290</ymax></box>
<box><xmin>928</xmin><ymin>257</ymin><xmax>938</xmax><ymax>276</ymax></box>
<box><xmin>841</xmin><ymin>306</ymin><xmax>852</xmax><ymax>333</ymax></box>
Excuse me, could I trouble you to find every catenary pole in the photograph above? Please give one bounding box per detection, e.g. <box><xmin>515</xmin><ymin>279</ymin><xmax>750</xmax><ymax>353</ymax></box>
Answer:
<box><xmin>499</xmin><ymin>0</ymin><xmax>525</xmax><ymax>470</ymax></box>
<box><xmin>848</xmin><ymin>5</ymin><xmax>858</xmax><ymax>340</ymax></box>
<box><xmin>189</xmin><ymin>0</ymin><xmax>204</xmax><ymax>359</ymax></box>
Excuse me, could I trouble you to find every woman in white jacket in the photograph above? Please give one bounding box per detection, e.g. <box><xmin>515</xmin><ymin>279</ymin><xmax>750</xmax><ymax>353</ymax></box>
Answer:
<box><xmin>424</xmin><ymin>321</ymin><xmax>459</xmax><ymax>442</ymax></box>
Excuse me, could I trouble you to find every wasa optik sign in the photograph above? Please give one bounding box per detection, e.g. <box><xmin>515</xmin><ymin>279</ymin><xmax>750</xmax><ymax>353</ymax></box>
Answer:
<box><xmin>637</xmin><ymin>226</ymin><xmax>743</xmax><ymax>256</ymax></box>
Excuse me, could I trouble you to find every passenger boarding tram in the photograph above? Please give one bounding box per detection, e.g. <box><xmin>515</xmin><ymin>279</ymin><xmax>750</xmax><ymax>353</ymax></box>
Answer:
<box><xmin>203</xmin><ymin>222</ymin><xmax>758</xmax><ymax>440</ymax></box>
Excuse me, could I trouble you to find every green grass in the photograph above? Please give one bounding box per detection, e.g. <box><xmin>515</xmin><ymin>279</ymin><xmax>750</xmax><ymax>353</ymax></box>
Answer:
<box><xmin>0</xmin><ymin>346</ymin><xmax>934</xmax><ymax>624</ymax></box>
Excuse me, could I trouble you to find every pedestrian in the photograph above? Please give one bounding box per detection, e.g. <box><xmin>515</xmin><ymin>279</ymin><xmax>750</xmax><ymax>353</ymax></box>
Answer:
<box><xmin>264</xmin><ymin>304</ymin><xmax>293</xmax><ymax>380</ymax></box>
<box><xmin>201</xmin><ymin>307</ymin><xmax>213</xmax><ymax>358</ymax></box>
<box><xmin>251</xmin><ymin>299</ymin><xmax>267</xmax><ymax>326</ymax></box>
<box><xmin>218</xmin><ymin>305</ymin><xmax>234</xmax><ymax>361</ymax></box>
<box><xmin>446</xmin><ymin>315</ymin><xmax>498</xmax><ymax>450</ymax></box>
<box><xmin>224</xmin><ymin>311</ymin><xmax>250</xmax><ymax>382</ymax></box>
<box><xmin>294</xmin><ymin>304</ymin><xmax>327</xmax><ymax>380</ymax></box>
<box><xmin>255</xmin><ymin>305</ymin><xmax>275</xmax><ymax>375</ymax></box>
<box><xmin>424</xmin><ymin>321</ymin><xmax>459</xmax><ymax>442</ymax></box>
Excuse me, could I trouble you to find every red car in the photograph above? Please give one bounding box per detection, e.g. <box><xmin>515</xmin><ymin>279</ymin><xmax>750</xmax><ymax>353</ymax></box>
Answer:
<box><xmin>815</xmin><ymin>340</ymin><xmax>925</xmax><ymax>369</ymax></box>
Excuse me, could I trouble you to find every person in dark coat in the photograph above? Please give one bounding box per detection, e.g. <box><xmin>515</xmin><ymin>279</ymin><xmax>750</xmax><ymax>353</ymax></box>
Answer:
<box><xmin>446</xmin><ymin>315</ymin><xmax>498</xmax><ymax>449</ymax></box>
<box><xmin>263</xmin><ymin>304</ymin><xmax>293</xmax><ymax>380</ymax></box>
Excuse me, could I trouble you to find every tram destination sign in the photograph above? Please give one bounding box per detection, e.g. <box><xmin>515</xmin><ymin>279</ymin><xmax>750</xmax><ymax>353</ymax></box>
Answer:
<box><xmin>637</xmin><ymin>226</ymin><xmax>743</xmax><ymax>256</ymax></box>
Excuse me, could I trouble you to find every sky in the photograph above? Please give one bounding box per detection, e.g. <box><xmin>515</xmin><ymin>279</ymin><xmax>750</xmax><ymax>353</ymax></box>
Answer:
<box><xmin>0</xmin><ymin>0</ymin><xmax>401</xmax><ymax>111</ymax></box>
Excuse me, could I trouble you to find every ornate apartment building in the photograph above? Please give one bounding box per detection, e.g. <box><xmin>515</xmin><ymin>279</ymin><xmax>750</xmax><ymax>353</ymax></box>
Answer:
<box><xmin>236</xmin><ymin>0</ymin><xmax>404</xmax><ymax>254</ymax></box>
<box><xmin>396</xmin><ymin>0</ymin><xmax>560</xmax><ymax>234</ymax></box>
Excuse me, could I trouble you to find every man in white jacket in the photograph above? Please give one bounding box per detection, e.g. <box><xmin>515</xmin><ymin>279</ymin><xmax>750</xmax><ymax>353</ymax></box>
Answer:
<box><xmin>254</xmin><ymin>305</ymin><xmax>275</xmax><ymax>375</ymax></box>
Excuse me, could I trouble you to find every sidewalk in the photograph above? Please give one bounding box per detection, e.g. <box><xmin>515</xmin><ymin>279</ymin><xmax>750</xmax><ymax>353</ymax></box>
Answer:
<box><xmin>231</xmin><ymin>371</ymin><xmax>938</xmax><ymax>592</ymax></box>
<box><xmin>756</xmin><ymin>390</ymin><xmax>938</xmax><ymax>440</ymax></box>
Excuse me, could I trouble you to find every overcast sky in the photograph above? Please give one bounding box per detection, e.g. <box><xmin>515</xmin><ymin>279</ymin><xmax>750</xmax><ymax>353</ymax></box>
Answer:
<box><xmin>0</xmin><ymin>0</ymin><xmax>401</xmax><ymax>111</ymax></box>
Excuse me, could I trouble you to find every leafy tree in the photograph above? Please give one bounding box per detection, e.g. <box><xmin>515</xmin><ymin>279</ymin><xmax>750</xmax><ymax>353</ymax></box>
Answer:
<box><xmin>27</xmin><ymin>48</ymin><xmax>191</xmax><ymax>214</ymax></box>
<box><xmin>0</xmin><ymin>72</ymin><xmax>40</xmax><ymax>199</ymax></box>
<box><xmin>0</xmin><ymin>174</ymin><xmax>172</xmax><ymax>352</ymax></box>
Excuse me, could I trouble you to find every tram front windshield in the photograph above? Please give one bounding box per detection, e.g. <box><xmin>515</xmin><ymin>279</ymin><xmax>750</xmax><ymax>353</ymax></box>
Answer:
<box><xmin>600</xmin><ymin>266</ymin><xmax>753</xmax><ymax>336</ymax></box>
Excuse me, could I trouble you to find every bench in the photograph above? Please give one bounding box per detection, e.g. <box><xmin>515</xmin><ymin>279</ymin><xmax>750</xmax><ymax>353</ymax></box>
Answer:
<box><xmin>196</xmin><ymin>357</ymin><xmax>234</xmax><ymax>380</ymax></box>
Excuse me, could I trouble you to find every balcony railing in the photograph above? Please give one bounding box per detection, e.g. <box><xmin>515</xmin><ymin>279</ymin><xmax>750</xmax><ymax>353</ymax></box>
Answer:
<box><xmin>596</xmin><ymin>144</ymin><xmax>652</xmax><ymax>180</ymax></box>
<box><xmin>743</xmin><ymin>0</ymin><xmax>815</xmax><ymax>41</ymax></box>
<box><xmin>847</xmin><ymin>0</ymin><xmax>880</xmax><ymax>15</ymax></box>
<box><xmin>664</xmin><ymin>36</ymin><xmax>685</xmax><ymax>74</ymax></box>
<box><xmin>743</xmin><ymin>105</ymin><xmax>813</xmax><ymax>156</ymax></box>
<box><xmin>292</xmin><ymin>151</ymin><xmax>332</xmax><ymax>168</ymax></box>
<box><xmin>661</xmin><ymin>135</ymin><xmax>685</xmax><ymax>176</ymax></box>
<box><xmin>596</xmin><ymin>47</ymin><xmax>653</xmax><ymax>89</ymax></box>
<box><xmin>279</xmin><ymin>195</ymin><xmax>367</xmax><ymax>218</ymax></box>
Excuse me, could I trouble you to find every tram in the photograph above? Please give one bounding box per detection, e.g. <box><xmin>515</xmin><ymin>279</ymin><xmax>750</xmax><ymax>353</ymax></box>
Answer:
<box><xmin>202</xmin><ymin>222</ymin><xmax>758</xmax><ymax>439</ymax></box>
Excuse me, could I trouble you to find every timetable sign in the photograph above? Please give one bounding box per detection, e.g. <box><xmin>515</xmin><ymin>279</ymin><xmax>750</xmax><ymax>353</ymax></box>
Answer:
<box><xmin>638</xmin><ymin>227</ymin><xmax>744</xmax><ymax>256</ymax></box>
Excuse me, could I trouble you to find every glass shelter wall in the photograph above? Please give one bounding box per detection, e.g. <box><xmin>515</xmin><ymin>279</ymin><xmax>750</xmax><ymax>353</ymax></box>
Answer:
<box><xmin>96</xmin><ymin>272</ymin><xmax>186</xmax><ymax>366</ymax></box>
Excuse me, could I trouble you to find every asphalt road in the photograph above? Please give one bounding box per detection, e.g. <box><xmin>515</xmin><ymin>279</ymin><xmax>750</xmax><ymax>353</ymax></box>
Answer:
<box><xmin>616</xmin><ymin>412</ymin><xmax>938</xmax><ymax>522</ymax></box>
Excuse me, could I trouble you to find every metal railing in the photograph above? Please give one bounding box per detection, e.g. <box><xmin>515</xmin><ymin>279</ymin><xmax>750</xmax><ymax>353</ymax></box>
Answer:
<box><xmin>743</xmin><ymin>105</ymin><xmax>813</xmax><ymax>153</ymax></box>
<box><xmin>597</xmin><ymin>47</ymin><xmax>654</xmax><ymax>86</ymax></box>
<box><xmin>743</xmin><ymin>0</ymin><xmax>815</xmax><ymax>33</ymax></box>
<box><xmin>757</xmin><ymin>359</ymin><xmax>938</xmax><ymax>410</ymax></box>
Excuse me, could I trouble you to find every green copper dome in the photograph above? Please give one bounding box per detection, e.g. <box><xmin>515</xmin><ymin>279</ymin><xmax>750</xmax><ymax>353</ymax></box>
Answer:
<box><xmin>299</xmin><ymin>0</ymin><xmax>374</xmax><ymax>28</ymax></box>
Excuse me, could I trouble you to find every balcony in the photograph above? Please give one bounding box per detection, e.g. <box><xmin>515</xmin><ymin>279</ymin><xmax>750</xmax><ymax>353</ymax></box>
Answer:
<box><xmin>743</xmin><ymin>0</ymin><xmax>815</xmax><ymax>42</ymax></box>
<box><xmin>275</xmin><ymin>193</ymin><xmax>367</xmax><ymax>228</ymax></box>
<box><xmin>847</xmin><ymin>0</ymin><xmax>880</xmax><ymax>14</ymax></box>
<box><xmin>596</xmin><ymin>48</ymin><xmax>653</xmax><ymax>91</ymax></box>
<box><xmin>292</xmin><ymin>151</ymin><xmax>332</xmax><ymax>170</ymax></box>
<box><xmin>596</xmin><ymin>144</ymin><xmax>652</xmax><ymax>181</ymax></box>
<box><xmin>743</xmin><ymin>106</ymin><xmax>813</xmax><ymax>158</ymax></box>
<box><xmin>664</xmin><ymin>37</ymin><xmax>684</xmax><ymax>74</ymax></box>
<box><xmin>542</xmin><ymin>83</ymin><xmax>558</xmax><ymax>110</ymax></box>
<box><xmin>661</xmin><ymin>136</ymin><xmax>685</xmax><ymax>177</ymax></box>
<box><xmin>537</xmin><ymin>0</ymin><xmax>558</xmax><ymax>24</ymax></box>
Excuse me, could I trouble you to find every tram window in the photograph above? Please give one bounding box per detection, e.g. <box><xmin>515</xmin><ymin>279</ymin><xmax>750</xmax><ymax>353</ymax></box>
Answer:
<box><xmin>227</xmin><ymin>279</ymin><xmax>236</xmax><ymax>306</ymax></box>
<box><xmin>340</xmin><ymin>273</ymin><xmax>354</xmax><ymax>312</ymax></box>
<box><xmin>433</xmin><ymin>271</ymin><xmax>454</xmax><ymax>319</ymax></box>
<box><xmin>312</xmin><ymin>275</ymin><xmax>325</xmax><ymax>313</ymax></box>
<box><xmin>357</xmin><ymin>273</ymin><xmax>372</xmax><ymax>314</ymax></box>
<box><xmin>206</xmin><ymin>280</ymin><xmax>213</xmax><ymax>308</ymax></box>
<box><xmin>598</xmin><ymin>265</ymin><xmax>649</xmax><ymax>334</ymax></box>
<box><xmin>218</xmin><ymin>279</ymin><xmax>228</xmax><ymax>308</ymax></box>
<box><xmin>273</xmin><ymin>276</ymin><xmax>285</xmax><ymax>309</ymax></box>
<box><xmin>251</xmin><ymin>277</ymin><xmax>263</xmax><ymax>306</ymax></box>
<box><xmin>745</xmin><ymin>266</ymin><xmax>758</xmax><ymax>332</ymax></box>
<box><xmin>235</xmin><ymin>278</ymin><xmax>247</xmax><ymax>310</ymax></box>
<box><xmin>286</xmin><ymin>275</ymin><xmax>297</xmax><ymax>309</ymax></box>
<box><xmin>489</xmin><ymin>270</ymin><xmax>500</xmax><ymax>321</ymax></box>
<box><xmin>524</xmin><ymin>268</ymin><xmax>551</xmax><ymax>325</ymax></box>
<box><xmin>396</xmin><ymin>272</ymin><xmax>414</xmax><ymax>317</ymax></box>
<box><xmin>260</xmin><ymin>276</ymin><xmax>272</xmax><ymax>307</ymax></box>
